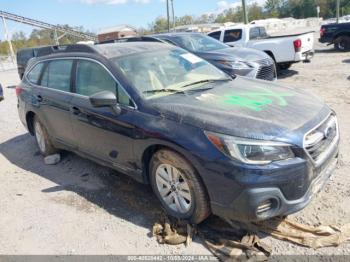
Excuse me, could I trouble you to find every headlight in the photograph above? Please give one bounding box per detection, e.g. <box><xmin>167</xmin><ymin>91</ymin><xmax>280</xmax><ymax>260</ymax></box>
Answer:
<box><xmin>218</xmin><ymin>60</ymin><xmax>251</xmax><ymax>70</ymax></box>
<box><xmin>205</xmin><ymin>131</ymin><xmax>295</xmax><ymax>165</ymax></box>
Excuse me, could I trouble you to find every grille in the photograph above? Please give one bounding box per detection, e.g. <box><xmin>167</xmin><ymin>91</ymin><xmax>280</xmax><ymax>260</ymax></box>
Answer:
<box><xmin>255</xmin><ymin>59</ymin><xmax>276</xmax><ymax>81</ymax></box>
<box><xmin>304</xmin><ymin>115</ymin><xmax>338</xmax><ymax>165</ymax></box>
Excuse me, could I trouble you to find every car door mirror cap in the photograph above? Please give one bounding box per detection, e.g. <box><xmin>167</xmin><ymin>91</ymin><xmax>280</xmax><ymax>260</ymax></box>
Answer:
<box><xmin>89</xmin><ymin>91</ymin><xmax>117</xmax><ymax>108</ymax></box>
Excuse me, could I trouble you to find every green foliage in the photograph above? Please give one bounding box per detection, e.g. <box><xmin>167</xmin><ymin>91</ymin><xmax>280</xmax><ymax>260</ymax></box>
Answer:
<box><xmin>146</xmin><ymin>0</ymin><xmax>350</xmax><ymax>31</ymax></box>
<box><xmin>0</xmin><ymin>25</ymin><xmax>94</xmax><ymax>56</ymax></box>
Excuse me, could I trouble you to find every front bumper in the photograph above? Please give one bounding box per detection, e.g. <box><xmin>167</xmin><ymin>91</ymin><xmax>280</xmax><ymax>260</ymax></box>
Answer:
<box><xmin>211</xmin><ymin>153</ymin><xmax>338</xmax><ymax>221</ymax></box>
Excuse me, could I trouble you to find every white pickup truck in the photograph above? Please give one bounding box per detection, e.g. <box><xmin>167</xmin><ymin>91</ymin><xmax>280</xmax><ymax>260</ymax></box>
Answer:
<box><xmin>208</xmin><ymin>24</ymin><xmax>314</xmax><ymax>70</ymax></box>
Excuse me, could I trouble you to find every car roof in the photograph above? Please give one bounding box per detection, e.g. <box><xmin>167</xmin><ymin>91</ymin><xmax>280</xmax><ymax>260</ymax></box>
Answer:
<box><xmin>93</xmin><ymin>42</ymin><xmax>173</xmax><ymax>58</ymax></box>
<box><xmin>34</xmin><ymin>42</ymin><xmax>173</xmax><ymax>60</ymax></box>
<box><xmin>152</xmin><ymin>32</ymin><xmax>204</xmax><ymax>38</ymax></box>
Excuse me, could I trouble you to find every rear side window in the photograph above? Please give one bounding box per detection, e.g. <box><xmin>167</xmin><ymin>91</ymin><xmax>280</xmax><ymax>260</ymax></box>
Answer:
<box><xmin>41</xmin><ymin>60</ymin><xmax>73</xmax><ymax>92</ymax></box>
<box><xmin>223</xmin><ymin>29</ymin><xmax>242</xmax><ymax>42</ymax></box>
<box><xmin>249</xmin><ymin>27</ymin><xmax>260</xmax><ymax>40</ymax></box>
<box><xmin>208</xmin><ymin>31</ymin><xmax>221</xmax><ymax>40</ymax></box>
<box><xmin>27</xmin><ymin>62</ymin><xmax>44</xmax><ymax>84</ymax></box>
<box><xmin>259</xmin><ymin>27</ymin><xmax>267</xmax><ymax>38</ymax></box>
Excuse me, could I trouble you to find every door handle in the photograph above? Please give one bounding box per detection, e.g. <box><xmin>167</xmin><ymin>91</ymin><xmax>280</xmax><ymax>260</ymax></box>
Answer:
<box><xmin>71</xmin><ymin>106</ymin><xmax>81</xmax><ymax>115</ymax></box>
<box><xmin>37</xmin><ymin>95</ymin><xmax>43</xmax><ymax>102</ymax></box>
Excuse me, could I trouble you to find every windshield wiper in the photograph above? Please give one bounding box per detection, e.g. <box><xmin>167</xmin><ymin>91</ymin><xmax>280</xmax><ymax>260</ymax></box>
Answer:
<box><xmin>143</xmin><ymin>88</ymin><xmax>185</xmax><ymax>95</ymax></box>
<box><xmin>181</xmin><ymin>78</ymin><xmax>232</xmax><ymax>88</ymax></box>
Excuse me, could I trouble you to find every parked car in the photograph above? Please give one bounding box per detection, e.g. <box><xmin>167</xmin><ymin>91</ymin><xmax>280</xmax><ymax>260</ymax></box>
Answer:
<box><xmin>118</xmin><ymin>33</ymin><xmax>277</xmax><ymax>81</ymax></box>
<box><xmin>0</xmin><ymin>83</ymin><xmax>3</xmax><ymax>101</ymax></box>
<box><xmin>319</xmin><ymin>22</ymin><xmax>350</xmax><ymax>51</ymax></box>
<box><xmin>17</xmin><ymin>43</ymin><xmax>339</xmax><ymax>223</ymax></box>
<box><xmin>208</xmin><ymin>24</ymin><xmax>314</xmax><ymax>70</ymax></box>
<box><xmin>16</xmin><ymin>46</ymin><xmax>47</xmax><ymax>79</ymax></box>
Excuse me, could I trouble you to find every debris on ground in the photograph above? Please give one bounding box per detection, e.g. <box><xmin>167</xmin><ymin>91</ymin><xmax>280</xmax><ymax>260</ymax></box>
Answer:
<box><xmin>44</xmin><ymin>154</ymin><xmax>61</xmax><ymax>165</ymax></box>
<box><xmin>153</xmin><ymin>215</ymin><xmax>350</xmax><ymax>261</ymax></box>
<box><xmin>233</xmin><ymin>217</ymin><xmax>350</xmax><ymax>249</ymax></box>
<box><xmin>153</xmin><ymin>215</ymin><xmax>271</xmax><ymax>260</ymax></box>
<box><xmin>152</xmin><ymin>215</ymin><xmax>193</xmax><ymax>246</ymax></box>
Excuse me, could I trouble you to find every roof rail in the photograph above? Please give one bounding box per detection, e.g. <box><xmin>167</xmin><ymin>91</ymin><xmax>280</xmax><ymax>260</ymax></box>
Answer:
<box><xmin>36</xmin><ymin>44</ymin><xmax>98</xmax><ymax>57</ymax></box>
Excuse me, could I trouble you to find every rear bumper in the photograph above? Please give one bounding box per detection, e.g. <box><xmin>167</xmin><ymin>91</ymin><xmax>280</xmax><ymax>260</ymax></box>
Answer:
<box><xmin>319</xmin><ymin>37</ymin><xmax>332</xmax><ymax>44</ymax></box>
<box><xmin>211</xmin><ymin>153</ymin><xmax>338</xmax><ymax>221</ymax></box>
<box><xmin>295</xmin><ymin>50</ymin><xmax>314</xmax><ymax>62</ymax></box>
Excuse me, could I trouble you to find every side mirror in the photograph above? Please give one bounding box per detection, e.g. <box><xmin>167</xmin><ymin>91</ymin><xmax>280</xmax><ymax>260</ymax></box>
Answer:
<box><xmin>89</xmin><ymin>91</ymin><xmax>117</xmax><ymax>107</ymax></box>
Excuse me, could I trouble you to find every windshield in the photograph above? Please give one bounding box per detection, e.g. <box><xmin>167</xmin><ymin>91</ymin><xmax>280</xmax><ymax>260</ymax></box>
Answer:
<box><xmin>111</xmin><ymin>48</ymin><xmax>229</xmax><ymax>99</ymax></box>
<box><xmin>172</xmin><ymin>34</ymin><xmax>228</xmax><ymax>52</ymax></box>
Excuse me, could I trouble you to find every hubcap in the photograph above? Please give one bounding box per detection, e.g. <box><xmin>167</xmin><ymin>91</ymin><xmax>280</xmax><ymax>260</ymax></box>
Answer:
<box><xmin>155</xmin><ymin>164</ymin><xmax>192</xmax><ymax>214</ymax></box>
<box><xmin>34</xmin><ymin>121</ymin><xmax>46</xmax><ymax>153</ymax></box>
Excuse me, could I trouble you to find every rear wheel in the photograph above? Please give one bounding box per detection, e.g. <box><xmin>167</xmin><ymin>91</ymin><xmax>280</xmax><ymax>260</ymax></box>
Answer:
<box><xmin>277</xmin><ymin>62</ymin><xmax>292</xmax><ymax>70</ymax></box>
<box><xmin>150</xmin><ymin>149</ymin><xmax>210</xmax><ymax>224</ymax></box>
<box><xmin>33</xmin><ymin>116</ymin><xmax>58</xmax><ymax>156</ymax></box>
<box><xmin>334</xmin><ymin>36</ymin><xmax>350</xmax><ymax>51</ymax></box>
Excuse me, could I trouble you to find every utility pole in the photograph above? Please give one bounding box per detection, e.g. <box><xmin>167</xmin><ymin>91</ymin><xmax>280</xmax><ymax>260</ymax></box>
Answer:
<box><xmin>166</xmin><ymin>0</ymin><xmax>170</xmax><ymax>32</ymax></box>
<box><xmin>241</xmin><ymin>0</ymin><xmax>248</xmax><ymax>24</ymax></box>
<box><xmin>336</xmin><ymin>0</ymin><xmax>340</xmax><ymax>23</ymax></box>
<box><xmin>1</xmin><ymin>15</ymin><xmax>16</xmax><ymax>64</ymax></box>
<box><xmin>171</xmin><ymin>0</ymin><xmax>175</xmax><ymax>31</ymax></box>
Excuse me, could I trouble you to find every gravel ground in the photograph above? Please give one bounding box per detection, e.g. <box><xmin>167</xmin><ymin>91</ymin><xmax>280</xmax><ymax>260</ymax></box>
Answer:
<box><xmin>0</xmin><ymin>32</ymin><xmax>349</xmax><ymax>257</ymax></box>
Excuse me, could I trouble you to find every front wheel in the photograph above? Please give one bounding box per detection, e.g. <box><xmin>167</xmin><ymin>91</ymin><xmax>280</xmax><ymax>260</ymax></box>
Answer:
<box><xmin>150</xmin><ymin>149</ymin><xmax>210</xmax><ymax>224</ymax></box>
<box><xmin>334</xmin><ymin>36</ymin><xmax>350</xmax><ymax>51</ymax></box>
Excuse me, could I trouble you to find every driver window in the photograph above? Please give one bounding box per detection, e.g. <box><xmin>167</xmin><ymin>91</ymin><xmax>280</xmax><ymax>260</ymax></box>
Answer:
<box><xmin>76</xmin><ymin>60</ymin><xmax>132</xmax><ymax>106</ymax></box>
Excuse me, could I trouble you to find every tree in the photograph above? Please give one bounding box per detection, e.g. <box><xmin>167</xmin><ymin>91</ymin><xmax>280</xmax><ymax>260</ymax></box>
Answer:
<box><xmin>248</xmin><ymin>3</ymin><xmax>264</xmax><ymax>21</ymax></box>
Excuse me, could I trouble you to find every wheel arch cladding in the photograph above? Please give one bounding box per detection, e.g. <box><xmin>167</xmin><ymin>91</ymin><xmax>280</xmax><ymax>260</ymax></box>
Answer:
<box><xmin>26</xmin><ymin>111</ymin><xmax>36</xmax><ymax>135</ymax></box>
<box><xmin>141</xmin><ymin>144</ymin><xmax>211</xmax><ymax>202</ymax></box>
<box><xmin>334</xmin><ymin>32</ymin><xmax>350</xmax><ymax>42</ymax></box>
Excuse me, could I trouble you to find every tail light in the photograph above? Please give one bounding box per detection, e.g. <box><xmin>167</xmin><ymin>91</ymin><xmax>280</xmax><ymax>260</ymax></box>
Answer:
<box><xmin>320</xmin><ymin>27</ymin><xmax>326</xmax><ymax>37</ymax></box>
<box><xmin>293</xmin><ymin>39</ymin><xmax>302</xmax><ymax>52</ymax></box>
<box><xmin>15</xmin><ymin>86</ymin><xmax>23</xmax><ymax>96</ymax></box>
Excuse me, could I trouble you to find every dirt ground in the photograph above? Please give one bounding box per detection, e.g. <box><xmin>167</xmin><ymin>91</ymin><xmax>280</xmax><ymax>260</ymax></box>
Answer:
<box><xmin>0</xmin><ymin>32</ymin><xmax>350</xmax><ymax>257</ymax></box>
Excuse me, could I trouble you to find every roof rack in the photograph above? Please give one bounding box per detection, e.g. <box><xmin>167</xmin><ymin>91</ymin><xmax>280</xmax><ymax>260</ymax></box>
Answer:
<box><xmin>97</xmin><ymin>36</ymin><xmax>162</xmax><ymax>45</ymax></box>
<box><xmin>36</xmin><ymin>44</ymin><xmax>98</xmax><ymax>57</ymax></box>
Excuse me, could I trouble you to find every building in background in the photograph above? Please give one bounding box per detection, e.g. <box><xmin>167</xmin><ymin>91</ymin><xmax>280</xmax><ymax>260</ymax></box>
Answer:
<box><xmin>97</xmin><ymin>25</ymin><xmax>137</xmax><ymax>43</ymax></box>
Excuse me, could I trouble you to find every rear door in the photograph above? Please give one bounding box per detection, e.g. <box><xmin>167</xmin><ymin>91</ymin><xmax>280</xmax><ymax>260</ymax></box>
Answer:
<box><xmin>34</xmin><ymin>59</ymin><xmax>76</xmax><ymax>148</ymax></box>
<box><xmin>70</xmin><ymin>59</ymin><xmax>136</xmax><ymax>172</ymax></box>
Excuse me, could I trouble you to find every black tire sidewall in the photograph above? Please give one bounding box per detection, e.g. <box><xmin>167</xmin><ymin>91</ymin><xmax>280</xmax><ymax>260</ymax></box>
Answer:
<box><xmin>149</xmin><ymin>150</ymin><xmax>198</xmax><ymax>221</ymax></box>
<box><xmin>34</xmin><ymin>116</ymin><xmax>56</xmax><ymax>156</ymax></box>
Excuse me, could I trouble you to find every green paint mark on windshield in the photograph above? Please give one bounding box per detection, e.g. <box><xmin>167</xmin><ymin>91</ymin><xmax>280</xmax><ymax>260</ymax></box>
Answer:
<box><xmin>222</xmin><ymin>89</ymin><xmax>294</xmax><ymax>111</ymax></box>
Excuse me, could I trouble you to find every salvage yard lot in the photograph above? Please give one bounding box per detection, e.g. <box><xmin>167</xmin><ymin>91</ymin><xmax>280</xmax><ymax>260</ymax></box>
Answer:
<box><xmin>0</xmin><ymin>34</ymin><xmax>350</xmax><ymax>256</ymax></box>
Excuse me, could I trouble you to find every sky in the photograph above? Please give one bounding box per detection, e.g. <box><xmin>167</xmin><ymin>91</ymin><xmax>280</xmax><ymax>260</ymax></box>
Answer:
<box><xmin>0</xmin><ymin>0</ymin><xmax>255</xmax><ymax>38</ymax></box>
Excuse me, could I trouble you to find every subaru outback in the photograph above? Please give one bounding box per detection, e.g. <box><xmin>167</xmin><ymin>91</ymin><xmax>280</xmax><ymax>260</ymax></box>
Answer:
<box><xmin>17</xmin><ymin>43</ymin><xmax>339</xmax><ymax>223</ymax></box>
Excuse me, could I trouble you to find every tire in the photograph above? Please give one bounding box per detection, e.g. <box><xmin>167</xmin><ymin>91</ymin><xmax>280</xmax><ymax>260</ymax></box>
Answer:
<box><xmin>334</xmin><ymin>36</ymin><xmax>350</xmax><ymax>51</ymax></box>
<box><xmin>33</xmin><ymin>116</ymin><xmax>58</xmax><ymax>156</ymax></box>
<box><xmin>150</xmin><ymin>149</ymin><xmax>210</xmax><ymax>224</ymax></box>
<box><xmin>277</xmin><ymin>63</ymin><xmax>292</xmax><ymax>70</ymax></box>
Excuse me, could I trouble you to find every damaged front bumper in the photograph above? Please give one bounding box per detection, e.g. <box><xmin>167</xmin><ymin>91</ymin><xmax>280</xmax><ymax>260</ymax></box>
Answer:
<box><xmin>209</xmin><ymin>141</ymin><xmax>339</xmax><ymax>222</ymax></box>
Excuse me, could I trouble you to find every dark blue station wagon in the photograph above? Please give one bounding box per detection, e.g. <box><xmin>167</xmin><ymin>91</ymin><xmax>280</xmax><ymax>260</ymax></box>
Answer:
<box><xmin>17</xmin><ymin>43</ymin><xmax>339</xmax><ymax>223</ymax></box>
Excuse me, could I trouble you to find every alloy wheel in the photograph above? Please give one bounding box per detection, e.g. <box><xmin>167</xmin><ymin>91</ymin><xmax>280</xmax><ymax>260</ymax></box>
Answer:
<box><xmin>155</xmin><ymin>163</ymin><xmax>192</xmax><ymax>214</ymax></box>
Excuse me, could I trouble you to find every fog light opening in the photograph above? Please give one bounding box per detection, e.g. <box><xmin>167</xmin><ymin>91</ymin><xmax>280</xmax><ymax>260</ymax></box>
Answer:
<box><xmin>256</xmin><ymin>198</ymin><xmax>278</xmax><ymax>216</ymax></box>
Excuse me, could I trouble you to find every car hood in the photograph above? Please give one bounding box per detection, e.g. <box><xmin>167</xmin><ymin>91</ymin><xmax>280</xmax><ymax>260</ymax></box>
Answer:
<box><xmin>196</xmin><ymin>47</ymin><xmax>270</xmax><ymax>63</ymax></box>
<box><xmin>149</xmin><ymin>77</ymin><xmax>331</xmax><ymax>147</ymax></box>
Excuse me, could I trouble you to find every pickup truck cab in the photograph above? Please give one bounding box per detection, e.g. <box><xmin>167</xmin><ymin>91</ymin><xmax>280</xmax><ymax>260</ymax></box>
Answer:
<box><xmin>208</xmin><ymin>24</ymin><xmax>314</xmax><ymax>70</ymax></box>
<box><xmin>319</xmin><ymin>22</ymin><xmax>350</xmax><ymax>51</ymax></box>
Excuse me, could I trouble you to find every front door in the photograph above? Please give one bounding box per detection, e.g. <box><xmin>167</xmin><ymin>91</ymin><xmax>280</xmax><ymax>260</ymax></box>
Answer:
<box><xmin>70</xmin><ymin>59</ymin><xmax>136</xmax><ymax>172</ymax></box>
